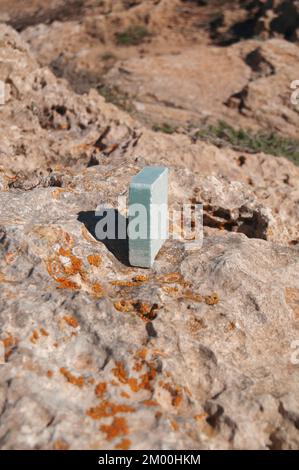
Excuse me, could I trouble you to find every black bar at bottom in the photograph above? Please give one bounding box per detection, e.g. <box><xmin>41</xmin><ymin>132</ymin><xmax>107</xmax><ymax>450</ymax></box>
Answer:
<box><xmin>0</xmin><ymin>450</ymin><xmax>298</xmax><ymax>466</ymax></box>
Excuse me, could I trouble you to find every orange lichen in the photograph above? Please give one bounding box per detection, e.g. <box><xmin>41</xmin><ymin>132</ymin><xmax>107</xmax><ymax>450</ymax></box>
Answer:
<box><xmin>60</xmin><ymin>250</ymin><xmax>83</xmax><ymax>276</ymax></box>
<box><xmin>115</xmin><ymin>438</ymin><xmax>131</xmax><ymax>450</ymax></box>
<box><xmin>133</xmin><ymin>362</ymin><xmax>143</xmax><ymax>372</ymax></box>
<box><xmin>52</xmin><ymin>188</ymin><xmax>66</xmax><ymax>200</ymax></box>
<box><xmin>111</xmin><ymin>280</ymin><xmax>142</xmax><ymax>287</ymax></box>
<box><xmin>120</xmin><ymin>391</ymin><xmax>131</xmax><ymax>399</ymax></box>
<box><xmin>92</xmin><ymin>282</ymin><xmax>105</xmax><ymax>298</ymax></box>
<box><xmin>157</xmin><ymin>272</ymin><xmax>183</xmax><ymax>284</ymax></box>
<box><xmin>58</xmin><ymin>247</ymin><xmax>71</xmax><ymax>257</ymax></box>
<box><xmin>112</xmin><ymin>362</ymin><xmax>128</xmax><ymax>384</ymax></box>
<box><xmin>47</xmin><ymin>258</ymin><xmax>61</xmax><ymax>278</ymax></box>
<box><xmin>173</xmin><ymin>394</ymin><xmax>183</xmax><ymax>407</ymax></box>
<box><xmin>133</xmin><ymin>275</ymin><xmax>149</xmax><ymax>283</ymax></box>
<box><xmin>63</xmin><ymin>315</ymin><xmax>79</xmax><ymax>328</ymax></box>
<box><xmin>183</xmin><ymin>290</ymin><xmax>203</xmax><ymax>302</ymax></box>
<box><xmin>194</xmin><ymin>412</ymin><xmax>208</xmax><ymax>422</ymax></box>
<box><xmin>56</xmin><ymin>278</ymin><xmax>80</xmax><ymax>290</ymax></box>
<box><xmin>139</xmin><ymin>364</ymin><xmax>157</xmax><ymax>391</ymax></box>
<box><xmin>95</xmin><ymin>382</ymin><xmax>107</xmax><ymax>398</ymax></box>
<box><xmin>133</xmin><ymin>302</ymin><xmax>159</xmax><ymax>321</ymax></box>
<box><xmin>114</xmin><ymin>300</ymin><xmax>133</xmax><ymax>313</ymax></box>
<box><xmin>162</xmin><ymin>286</ymin><xmax>180</xmax><ymax>295</ymax></box>
<box><xmin>112</xmin><ymin>360</ymin><xmax>157</xmax><ymax>393</ymax></box>
<box><xmin>171</xmin><ymin>420</ymin><xmax>179</xmax><ymax>431</ymax></box>
<box><xmin>114</xmin><ymin>299</ymin><xmax>159</xmax><ymax>321</ymax></box>
<box><xmin>127</xmin><ymin>378</ymin><xmax>139</xmax><ymax>393</ymax></box>
<box><xmin>87</xmin><ymin>401</ymin><xmax>134</xmax><ymax>420</ymax></box>
<box><xmin>111</xmin><ymin>274</ymin><xmax>149</xmax><ymax>287</ymax></box>
<box><xmin>204</xmin><ymin>293</ymin><xmax>219</xmax><ymax>305</ymax></box>
<box><xmin>47</xmin><ymin>247</ymin><xmax>85</xmax><ymax>290</ymax></box>
<box><xmin>100</xmin><ymin>417</ymin><xmax>129</xmax><ymax>441</ymax></box>
<box><xmin>134</xmin><ymin>302</ymin><xmax>151</xmax><ymax>316</ymax></box>
<box><xmin>2</xmin><ymin>333</ymin><xmax>18</xmax><ymax>360</ymax></box>
<box><xmin>60</xmin><ymin>367</ymin><xmax>85</xmax><ymax>387</ymax></box>
<box><xmin>142</xmin><ymin>399</ymin><xmax>158</xmax><ymax>407</ymax></box>
<box><xmin>161</xmin><ymin>382</ymin><xmax>183</xmax><ymax>407</ymax></box>
<box><xmin>53</xmin><ymin>439</ymin><xmax>70</xmax><ymax>450</ymax></box>
<box><xmin>2</xmin><ymin>333</ymin><xmax>17</xmax><ymax>349</ymax></box>
<box><xmin>285</xmin><ymin>287</ymin><xmax>299</xmax><ymax>319</ymax></box>
<box><xmin>47</xmin><ymin>243</ymin><xmax>106</xmax><ymax>297</ymax></box>
<box><xmin>136</xmin><ymin>348</ymin><xmax>147</xmax><ymax>360</ymax></box>
<box><xmin>30</xmin><ymin>330</ymin><xmax>39</xmax><ymax>344</ymax></box>
<box><xmin>40</xmin><ymin>328</ymin><xmax>49</xmax><ymax>336</ymax></box>
<box><xmin>163</xmin><ymin>283</ymin><xmax>219</xmax><ymax>306</ymax></box>
<box><xmin>5</xmin><ymin>252</ymin><xmax>16</xmax><ymax>265</ymax></box>
<box><xmin>87</xmin><ymin>254</ymin><xmax>102</xmax><ymax>267</ymax></box>
<box><xmin>47</xmin><ymin>370</ymin><xmax>53</xmax><ymax>378</ymax></box>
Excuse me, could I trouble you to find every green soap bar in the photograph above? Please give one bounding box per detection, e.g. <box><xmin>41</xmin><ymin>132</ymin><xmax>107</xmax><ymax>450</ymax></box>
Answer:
<box><xmin>128</xmin><ymin>166</ymin><xmax>168</xmax><ymax>268</ymax></box>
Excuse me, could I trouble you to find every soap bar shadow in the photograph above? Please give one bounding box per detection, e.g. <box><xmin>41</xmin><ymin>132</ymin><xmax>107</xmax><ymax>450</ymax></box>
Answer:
<box><xmin>77</xmin><ymin>209</ymin><xmax>130</xmax><ymax>266</ymax></box>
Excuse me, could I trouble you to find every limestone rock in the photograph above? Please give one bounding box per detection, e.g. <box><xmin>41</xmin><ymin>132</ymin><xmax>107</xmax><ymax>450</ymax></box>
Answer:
<box><xmin>0</xmin><ymin>20</ymin><xmax>299</xmax><ymax>451</ymax></box>
<box><xmin>19</xmin><ymin>1</ymin><xmax>299</xmax><ymax>138</ymax></box>
<box><xmin>106</xmin><ymin>38</ymin><xmax>299</xmax><ymax>138</ymax></box>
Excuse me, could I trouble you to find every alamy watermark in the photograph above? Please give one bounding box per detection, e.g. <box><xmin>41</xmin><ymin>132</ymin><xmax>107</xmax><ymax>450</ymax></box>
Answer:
<box><xmin>290</xmin><ymin>340</ymin><xmax>299</xmax><ymax>365</ymax></box>
<box><xmin>290</xmin><ymin>80</ymin><xmax>299</xmax><ymax>106</ymax></box>
<box><xmin>0</xmin><ymin>80</ymin><xmax>5</xmax><ymax>106</ymax></box>
<box><xmin>94</xmin><ymin>196</ymin><xmax>203</xmax><ymax>250</ymax></box>
<box><xmin>288</xmin><ymin>82</ymin><xmax>299</xmax><ymax>364</ymax></box>
<box><xmin>0</xmin><ymin>341</ymin><xmax>5</xmax><ymax>365</ymax></box>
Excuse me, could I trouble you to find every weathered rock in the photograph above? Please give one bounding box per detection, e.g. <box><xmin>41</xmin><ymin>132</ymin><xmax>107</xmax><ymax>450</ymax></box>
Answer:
<box><xmin>0</xmin><ymin>21</ymin><xmax>299</xmax><ymax>451</ymax></box>
<box><xmin>3</xmin><ymin>20</ymin><xmax>299</xmax><ymax>246</ymax></box>
<box><xmin>0</xmin><ymin>23</ymin><xmax>138</xmax><ymax>175</ymax></box>
<box><xmin>106</xmin><ymin>38</ymin><xmax>299</xmax><ymax>138</ymax></box>
<box><xmin>0</xmin><ymin>151</ymin><xmax>299</xmax><ymax>450</ymax></box>
<box><xmin>19</xmin><ymin>1</ymin><xmax>299</xmax><ymax>139</ymax></box>
<box><xmin>210</xmin><ymin>0</ymin><xmax>299</xmax><ymax>45</ymax></box>
<box><xmin>107</xmin><ymin>45</ymin><xmax>250</xmax><ymax>127</ymax></box>
<box><xmin>1</xmin><ymin>164</ymin><xmax>299</xmax><ymax>449</ymax></box>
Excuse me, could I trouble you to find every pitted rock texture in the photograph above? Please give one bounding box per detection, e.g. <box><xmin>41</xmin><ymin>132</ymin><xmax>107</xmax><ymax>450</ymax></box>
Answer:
<box><xmin>1</xmin><ymin>161</ymin><xmax>299</xmax><ymax>450</ymax></box>
<box><xmin>18</xmin><ymin>0</ymin><xmax>299</xmax><ymax>137</ymax></box>
<box><xmin>0</xmin><ymin>20</ymin><xmax>299</xmax><ymax>450</ymax></box>
<box><xmin>106</xmin><ymin>38</ymin><xmax>299</xmax><ymax>137</ymax></box>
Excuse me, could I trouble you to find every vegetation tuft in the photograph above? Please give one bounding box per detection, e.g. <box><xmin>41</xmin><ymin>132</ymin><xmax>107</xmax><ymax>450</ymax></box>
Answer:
<box><xmin>115</xmin><ymin>25</ymin><xmax>150</xmax><ymax>46</ymax></box>
<box><xmin>195</xmin><ymin>120</ymin><xmax>299</xmax><ymax>164</ymax></box>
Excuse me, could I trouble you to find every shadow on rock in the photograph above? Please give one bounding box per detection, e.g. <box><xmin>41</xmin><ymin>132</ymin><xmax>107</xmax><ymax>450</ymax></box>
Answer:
<box><xmin>77</xmin><ymin>209</ymin><xmax>130</xmax><ymax>266</ymax></box>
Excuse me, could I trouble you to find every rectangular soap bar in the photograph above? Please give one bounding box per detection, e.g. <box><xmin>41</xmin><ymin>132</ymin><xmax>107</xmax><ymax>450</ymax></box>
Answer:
<box><xmin>128</xmin><ymin>166</ymin><xmax>168</xmax><ymax>268</ymax></box>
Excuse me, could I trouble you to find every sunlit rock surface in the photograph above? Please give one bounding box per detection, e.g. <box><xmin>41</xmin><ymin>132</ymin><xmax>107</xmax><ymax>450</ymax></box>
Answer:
<box><xmin>0</xmin><ymin>21</ymin><xmax>299</xmax><ymax>450</ymax></box>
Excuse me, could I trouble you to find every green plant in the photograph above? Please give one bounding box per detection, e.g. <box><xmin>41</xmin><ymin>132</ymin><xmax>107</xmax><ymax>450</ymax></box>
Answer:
<box><xmin>115</xmin><ymin>25</ymin><xmax>150</xmax><ymax>46</ymax></box>
<box><xmin>101</xmin><ymin>52</ymin><xmax>116</xmax><ymax>61</ymax></box>
<box><xmin>195</xmin><ymin>120</ymin><xmax>299</xmax><ymax>164</ymax></box>
<box><xmin>152</xmin><ymin>122</ymin><xmax>177</xmax><ymax>134</ymax></box>
<box><xmin>97</xmin><ymin>83</ymin><xmax>133</xmax><ymax>112</ymax></box>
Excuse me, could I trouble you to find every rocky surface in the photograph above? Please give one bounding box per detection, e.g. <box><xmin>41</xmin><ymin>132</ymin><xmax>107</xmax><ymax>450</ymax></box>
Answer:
<box><xmin>210</xmin><ymin>0</ymin><xmax>299</xmax><ymax>45</ymax></box>
<box><xmin>106</xmin><ymin>38</ymin><xmax>299</xmax><ymax>137</ymax></box>
<box><xmin>0</xmin><ymin>2</ymin><xmax>299</xmax><ymax>450</ymax></box>
<box><xmin>19</xmin><ymin>0</ymin><xmax>299</xmax><ymax>137</ymax></box>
